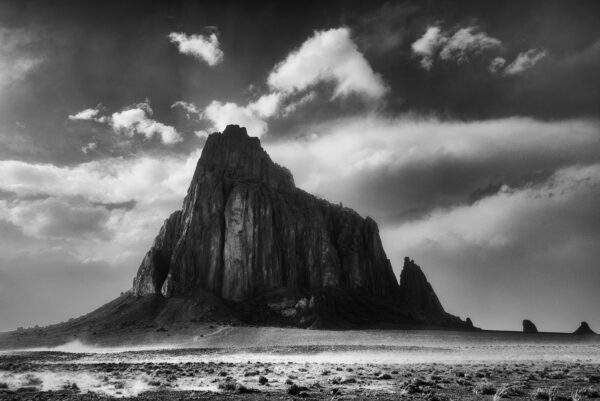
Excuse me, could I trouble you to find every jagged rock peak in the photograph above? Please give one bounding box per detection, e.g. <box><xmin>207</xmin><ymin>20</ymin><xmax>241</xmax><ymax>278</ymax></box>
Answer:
<box><xmin>573</xmin><ymin>321</ymin><xmax>596</xmax><ymax>335</ymax></box>
<box><xmin>133</xmin><ymin>124</ymin><xmax>399</xmax><ymax>303</ymax></box>
<box><xmin>196</xmin><ymin>124</ymin><xmax>294</xmax><ymax>190</ymax></box>
<box><xmin>398</xmin><ymin>257</ymin><xmax>445</xmax><ymax>316</ymax></box>
<box><xmin>523</xmin><ymin>319</ymin><xmax>538</xmax><ymax>333</ymax></box>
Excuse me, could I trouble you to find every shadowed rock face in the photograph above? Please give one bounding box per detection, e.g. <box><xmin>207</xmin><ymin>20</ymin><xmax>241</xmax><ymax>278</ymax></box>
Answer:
<box><xmin>573</xmin><ymin>321</ymin><xmax>596</xmax><ymax>335</ymax></box>
<box><xmin>133</xmin><ymin>125</ymin><xmax>398</xmax><ymax>302</ymax></box>
<box><xmin>523</xmin><ymin>319</ymin><xmax>538</xmax><ymax>333</ymax></box>
<box><xmin>399</xmin><ymin>257</ymin><xmax>445</xmax><ymax>317</ymax></box>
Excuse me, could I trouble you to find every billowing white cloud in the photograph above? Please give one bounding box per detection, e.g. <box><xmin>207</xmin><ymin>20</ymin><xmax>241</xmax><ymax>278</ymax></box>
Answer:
<box><xmin>69</xmin><ymin>101</ymin><xmax>182</xmax><ymax>144</ymax></box>
<box><xmin>111</xmin><ymin>103</ymin><xmax>182</xmax><ymax>144</ymax></box>
<box><xmin>267</xmin><ymin>27</ymin><xmax>387</xmax><ymax>99</ymax></box>
<box><xmin>504</xmin><ymin>48</ymin><xmax>547</xmax><ymax>75</ymax></box>
<box><xmin>168</xmin><ymin>31</ymin><xmax>224</xmax><ymax>66</ymax></box>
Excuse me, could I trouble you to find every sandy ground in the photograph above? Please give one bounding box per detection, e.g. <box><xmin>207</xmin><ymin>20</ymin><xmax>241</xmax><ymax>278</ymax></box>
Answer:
<box><xmin>1</xmin><ymin>326</ymin><xmax>599</xmax><ymax>400</ymax></box>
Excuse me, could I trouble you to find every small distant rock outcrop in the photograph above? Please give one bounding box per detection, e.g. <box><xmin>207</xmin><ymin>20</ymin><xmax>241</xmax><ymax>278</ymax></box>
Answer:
<box><xmin>573</xmin><ymin>321</ymin><xmax>596</xmax><ymax>335</ymax></box>
<box><xmin>523</xmin><ymin>319</ymin><xmax>538</xmax><ymax>333</ymax></box>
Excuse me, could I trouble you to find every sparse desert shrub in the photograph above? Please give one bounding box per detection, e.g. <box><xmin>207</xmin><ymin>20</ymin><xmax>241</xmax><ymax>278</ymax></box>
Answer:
<box><xmin>288</xmin><ymin>383</ymin><xmax>300</xmax><ymax>395</ymax></box>
<box><xmin>23</xmin><ymin>374</ymin><xmax>42</xmax><ymax>387</ymax></box>
<box><xmin>533</xmin><ymin>386</ymin><xmax>559</xmax><ymax>400</ymax></box>
<box><xmin>474</xmin><ymin>382</ymin><xmax>497</xmax><ymax>395</ymax></box>
<box><xmin>579</xmin><ymin>387</ymin><xmax>600</xmax><ymax>398</ymax></box>
<box><xmin>533</xmin><ymin>387</ymin><xmax>550</xmax><ymax>400</ymax></box>
<box><xmin>258</xmin><ymin>375</ymin><xmax>268</xmax><ymax>385</ymax></box>
<box><xmin>218</xmin><ymin>379</ymin><xmax>237</xmax><ymax>391</ymax></box>
<box><xmin>494</xmin><ymin>385</ymin><xmax>510</xmax><ymax>401</ymax></box>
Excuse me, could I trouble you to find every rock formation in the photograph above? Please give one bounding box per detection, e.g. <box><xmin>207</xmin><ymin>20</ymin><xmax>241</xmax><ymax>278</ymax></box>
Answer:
<box><xmin>573</xmin><ymin>321</ymin><xmax>596</xmax><ymax>335</ymax></box>
<box><xmin>399</xmin><ymin>258</ymin><xmax>445</xmax><ymax>317</ymax></box>
<box><xmin>523</xmin><ymin>319</ymin><xmax>538</xmax><ymax>333</ymax></box>
<box><xmin>130</xmin><ymin>125</ymin><xmax>472</xmax><ymax>329</ymax></box>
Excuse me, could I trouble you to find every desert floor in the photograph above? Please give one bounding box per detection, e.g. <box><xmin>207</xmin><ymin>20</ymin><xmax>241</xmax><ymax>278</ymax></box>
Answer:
<box><xmin>0</xmin><ymin>326</ymin><xmax>599</xmax><ymax>400</ymax></box>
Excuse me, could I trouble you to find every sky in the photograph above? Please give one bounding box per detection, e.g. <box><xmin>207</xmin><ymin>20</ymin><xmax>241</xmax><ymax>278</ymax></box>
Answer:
<box><xmin>0</xmin><ymin>0</ymin><xmax>599</xmax><ymax>333</ymax></box>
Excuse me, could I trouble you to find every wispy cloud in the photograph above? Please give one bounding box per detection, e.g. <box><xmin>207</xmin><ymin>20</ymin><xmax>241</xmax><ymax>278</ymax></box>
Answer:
<box><xmin>504</xmin><ymin>48</ymin><xmax>548</xmax><ymax>75</ymax></box>
<box><xmin>412</xmin><ymin>25</ymin><xmax>502</xmax><ymax>70</ymax></box>
<box><xmin>0</xmin><ymin>27</ymin><xmax>44</xmax><ymax>89</ymax></box>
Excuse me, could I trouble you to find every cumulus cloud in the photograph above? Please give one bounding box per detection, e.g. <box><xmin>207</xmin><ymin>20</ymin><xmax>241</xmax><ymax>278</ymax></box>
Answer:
<box><xmin>504</xmin><ymin>48</ymin><xmax>548</xmax><ymax>75</ymax></box>
<box><xmin>168</xmin><ymin>31</ymin><xmax>224</xmax><ymax>66</ymax></box>
<box><xmin>412</xmin><ymin>25</ymin><xmax>503</xmax><ymax>70</ymax></box>
<box><xmin>111</xmin><ymin>101</ymin><xmax>182</xmax><ymax>144</ymax></box>
<box><xmin>267</xmin><ymin>27</ymin><xmax>387</xmax><ymax>99</ymax></box>
<box><xmin>197</xmin><ymin>27</ymin><xmax>385</xmax><ymax>138</ymax></box>
<box><xmin>69</xmin><ymin>101</ymin><xmax>182</xmax><ymax>144</ymax></box>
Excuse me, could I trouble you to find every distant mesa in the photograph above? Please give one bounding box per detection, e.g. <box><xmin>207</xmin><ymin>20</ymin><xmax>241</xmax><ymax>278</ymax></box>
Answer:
<box><xmin>573</xmin><ymin>321</ymin><xmax>596</xmax><ymax>335</ymax></box>
<box><xmin>523</xmin><ymin>319</ymin><xmax>538</xmax><ymax>333</ymax></box>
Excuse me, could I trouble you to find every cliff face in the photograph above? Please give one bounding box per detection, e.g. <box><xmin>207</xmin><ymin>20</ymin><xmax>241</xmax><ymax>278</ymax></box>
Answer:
<box><xmin>133</xmin><ymin>125</ymin><xmax>398</xmax><ymax>302</ymax></box>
